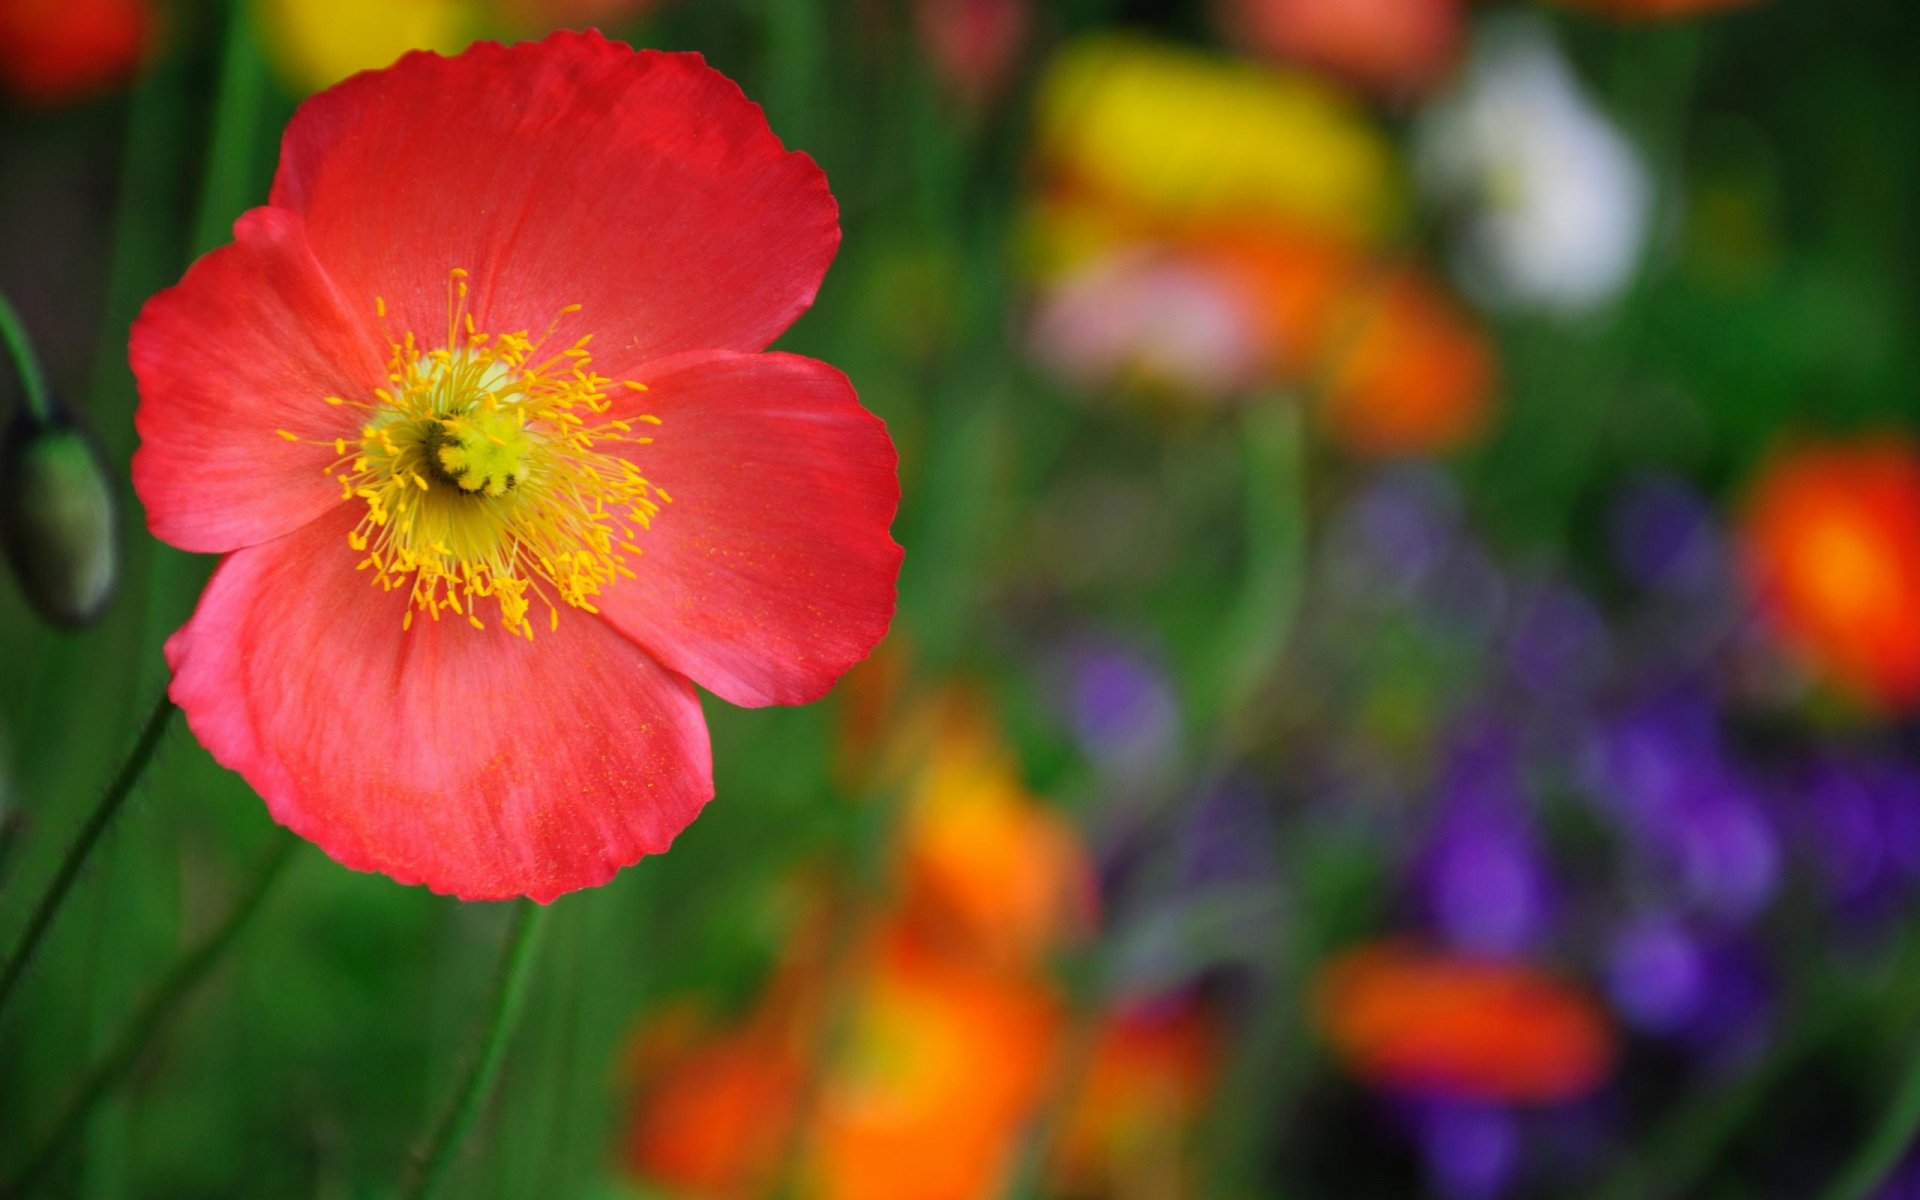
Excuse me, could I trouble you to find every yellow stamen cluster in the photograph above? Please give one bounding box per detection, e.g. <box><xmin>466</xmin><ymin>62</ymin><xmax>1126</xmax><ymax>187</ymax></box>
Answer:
<box><xmin>281</xmin><ymin>270</ymin><xmax>666</xmax><ymax>639</ymax></box>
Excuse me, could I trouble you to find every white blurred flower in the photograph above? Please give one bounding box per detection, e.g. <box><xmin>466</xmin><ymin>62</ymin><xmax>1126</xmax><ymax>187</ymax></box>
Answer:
<box><xmin>1416</xmin><ymin>18</ymin><xmax>1652</xmax><ymax>316</ymax></box>
<box><xmin>1028</xmin><ymin>247</ymin><xmax>1267</xmax><ymax>399</ymax></box>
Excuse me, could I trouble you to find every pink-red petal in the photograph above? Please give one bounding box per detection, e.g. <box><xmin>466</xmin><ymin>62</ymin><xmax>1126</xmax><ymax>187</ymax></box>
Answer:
<box><xmin>166</xmin><ymin>511</ymin><xmax>715</xmax><ymax>902</ymax></box>
<box><xmin>131</xmin><ymin>207</ymin><xmax>384</xmax><ymax>554</ymax></box>
<box><xmin>596</xmin><ymin>350</ymin><xmax>902</xmax><ymax>708</ymax></box>
<box><xmin>270</xmin><ymin>31</ymin><xmax>839</xmax><ymax>364</ymax></box>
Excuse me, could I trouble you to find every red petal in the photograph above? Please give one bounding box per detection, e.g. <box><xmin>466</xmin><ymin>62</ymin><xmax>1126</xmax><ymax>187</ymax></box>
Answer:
<box><xmin>270</xmin><ymin>30</ymin><xmax>838</xmax><ymax>363</ymax></box>
<box><xmin>598</xmin><ymin>351</ymin><xmax>902</xmax><ymax>708</ymax></box>
<box><xmin>166</xmin><ymin>511</ymin><xmax>714</xmax><ymax>902</ymax></box>
<box><xmin>131</xmin><ymin>207</ymin><xmax>382</xmax><ymax>553</ymax></box>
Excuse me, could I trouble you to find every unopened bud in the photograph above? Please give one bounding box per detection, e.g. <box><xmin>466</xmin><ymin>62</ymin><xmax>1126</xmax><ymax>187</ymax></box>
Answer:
<box><xmin>2</xmin><ymin>415</ymin><xmax>120</xmax><ymax>627</ymax></box>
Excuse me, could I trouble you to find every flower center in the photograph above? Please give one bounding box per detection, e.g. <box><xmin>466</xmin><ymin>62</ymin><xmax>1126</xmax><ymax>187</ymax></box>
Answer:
<box><xmin>425</xmin><ymin>407</ymin><xmax>533</xmax><ymax>496</ymax></box>
<box><xmin>283</xmin><ymin>269</ymin><xmax>667</xmax><ymax>639</ymax></box>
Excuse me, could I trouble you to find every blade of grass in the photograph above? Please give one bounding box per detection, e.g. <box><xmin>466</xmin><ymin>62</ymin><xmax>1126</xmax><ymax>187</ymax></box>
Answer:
<box><xmin>0</xmin><ymin>693</ymin><xmax>176</xmax><ymax>1024</ymax></box>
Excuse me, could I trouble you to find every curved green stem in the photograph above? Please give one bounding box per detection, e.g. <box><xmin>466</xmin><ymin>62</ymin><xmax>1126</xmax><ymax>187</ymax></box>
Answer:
<box><xmin>1201</xmin><ymin>400</ymin><xmax>1308</xmax><ymax>744</ymax></box>
<box><xmin>2</xmin><ymin>834</ymin><xmax>297</xmax><ymax>1195</ymax></box>
<box><xmin>1816</xmin><ymin>1029</ymin><xmax>1920</xmax><ymax>1200</ymax></box>
<box><xmin>0</xmin><ymin>290</ymin><xmax>55</xmax><ymax>426</ymax></box>
<box><xmin>0</xmin><ymin>693</ymin><xmax>177</xmax><ymax>1022</ymax></box>
<box><xmin>399</xmin><ymin>902</ymin><xmax>549</xmax><ymax>1200</ymax></box>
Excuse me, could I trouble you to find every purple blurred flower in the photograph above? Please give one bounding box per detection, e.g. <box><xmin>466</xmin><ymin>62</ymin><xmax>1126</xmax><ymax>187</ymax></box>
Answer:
<box><xmin>1788</xmin><ymin>754</ymin><xmax>1920</xmax><ymax>920</ymax></box>
<box><xmin>1605</xmin><ymin>919</ymin><xmax>1773</xmax><ymax>1059</ymax></box>
<box><xmin>1672</xmin><ymin>791</ymin><xmax>1779</xmax><ymax>922</ymax></box>
<box><xmin>1583</xmin><ymin>693</ymin><xmax>1780</xmax><ymax>924</ymax></box>
<box><xmin>1503</xmin><ymin>579</ymin><xmax>1610</xmax><ymax>703</ymax></box>
<box><xmin>1608</xmin><ymin>473</ymin><xmax>1728</xmax><ymax>598</ymax></box>
<box><xmin>1330</xmin><ymin>465</ymin><xmax>1464</xmax><ymax>601</ymax></box>
<box><xmin>1605</xmin><ymin>917</ymin><xmax>1705</xmax><ymax>1035</ymax></box>
<box><xmin>1179</xmin><ymin>774</ymin><xmax>1280</xmax><ymax>891</ymax></box>
<box><xmin>1414</xmin><ymin>731</ymin><xmax>1555</xmax><ymax>956</ymax></box>
<box><xmin>1418</xmin><ymin>1102</ymin><xmax>1518</xmax><ymax>1200</ymax></box>
<box><xmin>1051</xmin><ymin>635</ymin><xmax>1181</xmax><ymax>778</ymax></box>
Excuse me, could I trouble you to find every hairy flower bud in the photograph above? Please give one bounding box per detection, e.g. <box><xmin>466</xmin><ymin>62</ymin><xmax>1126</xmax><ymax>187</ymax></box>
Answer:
<box><xmin>1</xmin><ymin>415</ymin><xmax>120</xmax><ymax>627</ymax></box>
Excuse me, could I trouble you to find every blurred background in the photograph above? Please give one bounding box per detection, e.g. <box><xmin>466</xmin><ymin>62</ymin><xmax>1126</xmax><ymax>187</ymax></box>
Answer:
<box><xmin>5</xmin><ymin>0</ymin><xmax>1920</xmax><ymax>1196</ymax></box>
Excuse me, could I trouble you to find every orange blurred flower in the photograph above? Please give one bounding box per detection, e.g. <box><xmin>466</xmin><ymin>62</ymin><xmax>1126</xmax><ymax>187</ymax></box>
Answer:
<box><xmin>0</xmin><ymin>0</ymin><xmax>152</xmax><ymax>104</ymax></box>
<box><xmin>804</xmin><ymin>926</ymin><xmax>1064</xmax><ymax>1200</ymax></box>
<box><xmin>622</xmin><ymin>1002</ymin><xmax>808</xmax><ymax>1199</ymax></box>
<box><xmin>1741</xmin><ymin>436</ymin><xmax>1920</xmax><ymax>713</ymax></box>
<box><xmin>895</xmin><ymin>691</ymin><xmax>1097</xmax><ymax>966</ymax></box>
<box><xmin>1315</xmin><ymin>269</ymin><xmax>1496</xmax><ymax>458</ymax></box>
<box><xmin>1313</xmin><ymin>941</ymin><xmax>1616</xmax><ymax>1103</ymax></box>
<box><xmin>1054</xmin><ymin>995</ymin><xmax>1224</xmax><ymax>1199</ymax></box>
<box><xmin>1187</xmin><ymin>222</ymin><xmax>1359</xmax><ymax>380</ymax></box>
<box><xmin>1217</xmin><ymin>0</ymin><xmax>1462</xmax><ymax>98</ymax></box>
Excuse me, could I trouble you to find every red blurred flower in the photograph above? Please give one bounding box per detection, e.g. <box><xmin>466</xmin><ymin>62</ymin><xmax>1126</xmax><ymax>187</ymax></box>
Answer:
<box><xmin>1054</xmin><ymin>995</ymin><xmax>1223</xmax><ymax>1197</ymax></box>
<box><xmin>1313</xmin><ymin>942</ymin><xmax>1616</xmax><ymax>1103</ymax></box>
<box><xmin>915</xmin><ymin>0</ymin><xmax>1030</xmax><ymax>110</ymax></box>
<box><xmin>129</xmin><ymin>33</ymin><xmax>902</xmax><ymax>901</ymax></box>
<box><xmin>0</xmin><ymin>0</ymin><xmax>151</xmax><ymax>104</ymax></box>
<box><xmin>1218</xmin><ymin>0</ymin><xmax>1461</xmax><ymax>98</ymax></box>
<box><xmin>1741</xmin><ymin>436</ymin><xmax>1920</xmax><ymax>713</ymax></box>
<box><xmin>1315</xmin><ymin>268</ymin><xmax>1495</xmax><ymax>458</ymax></box>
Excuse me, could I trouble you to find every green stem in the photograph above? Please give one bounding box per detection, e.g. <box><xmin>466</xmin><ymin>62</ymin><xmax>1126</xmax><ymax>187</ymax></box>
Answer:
<box><xmin>0</xmin><ymin>693</ymin><xmax>177</xmax><ymax>1023</ymax></box>
<box><xmin>191</xmin><ymin>0</ymin><xmax>270</xmax><ymax>256</ymax></box>
<box><xmin>1200</xmin><ymin>401</ymin><xmax>1308</xmax><ymax>744</ymax></box>
<box><xmin>1816</xmin><ymin>1028</ymin><xmax>1920</xmax><ymax>1200</ymax></box>
<box><xmin>0</xmin><ymin>290</ymin><xmax>55</xmax><ymax>425</ymax></box>
<box><xmin>1</xmin><ymin>834</ymin><xmax>297</xmax><ymax>1195</ymax></box>
<box><xmin>399</xmin><ymin>903</ymin><xmax>550</xmax><ymax>1200</ymax></box>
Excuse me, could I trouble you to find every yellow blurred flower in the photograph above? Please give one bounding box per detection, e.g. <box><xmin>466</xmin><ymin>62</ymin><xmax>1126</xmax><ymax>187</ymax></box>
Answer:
<box><xmin>1030</xmin><ymin>34</ymin><xmax>1403</xmax><ymax>262</ymax></box>
<box><xmin>253</xmin><ymin>0</ymin><xmax>472</xmax><ymax>93</ymax></box>
<box><xmin>251</xmin><ymin>0</ymin><xmax>657</xmax><ymax>94</ymax></box>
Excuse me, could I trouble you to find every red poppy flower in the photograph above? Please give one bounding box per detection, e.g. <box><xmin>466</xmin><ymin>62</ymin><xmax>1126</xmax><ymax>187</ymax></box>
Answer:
<box><xmin>1741</xmin><ymin>436</ymin><xmax>1920</xmax><ymax>712</ymax></box>
<box><xmin>130</xmin><ymin>32</ymin><xmax>902</xmax><ymax>902</ymax></box>
<box><xmin>1313</xmin><ymin>942</ymin><xmax>1615</xmax><ymax>1104</ymax></box>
